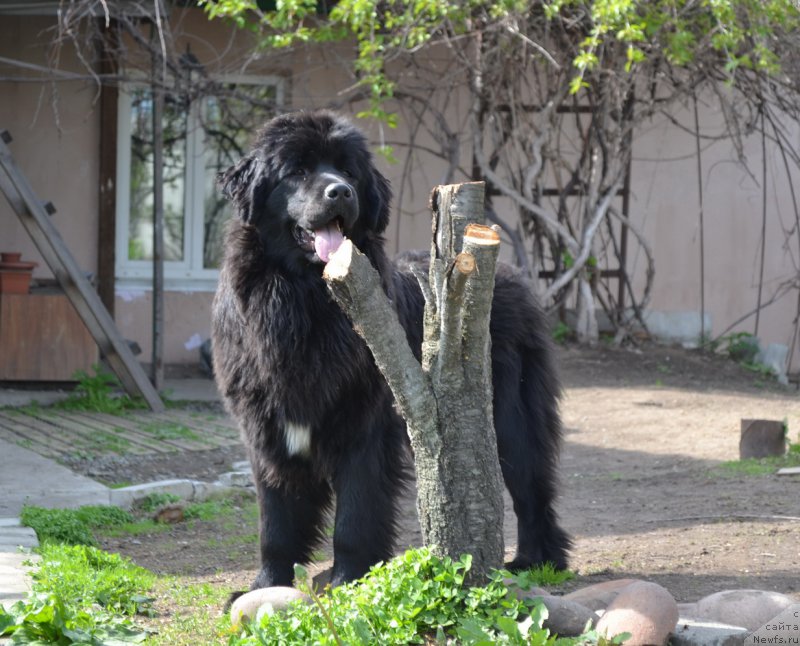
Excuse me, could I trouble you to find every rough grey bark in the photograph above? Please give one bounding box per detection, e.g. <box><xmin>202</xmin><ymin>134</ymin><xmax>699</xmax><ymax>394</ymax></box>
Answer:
<box><xmin>323</xmin><ymin>181</ymin><xmax>504</xmax><ymax>583</ymax></box>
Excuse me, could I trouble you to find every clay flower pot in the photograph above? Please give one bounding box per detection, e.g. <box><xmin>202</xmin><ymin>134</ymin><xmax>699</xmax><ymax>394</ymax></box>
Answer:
<box><xmin>0</xmin><ymin>251</ymin><xmax>37</xmax><ymax>294</ymax></box>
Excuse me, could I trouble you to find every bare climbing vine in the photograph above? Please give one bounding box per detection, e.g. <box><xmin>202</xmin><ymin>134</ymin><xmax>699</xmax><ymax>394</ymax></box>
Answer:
<box><xmin>5</xmin><ymin>1</ymin><xmax>800</xmax><ymax>368</ymax></box>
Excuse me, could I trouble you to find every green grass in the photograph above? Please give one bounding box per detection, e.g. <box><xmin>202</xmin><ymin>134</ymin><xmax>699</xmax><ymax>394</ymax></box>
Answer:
<box><xmin>137</xmin><ymin>492</ymin><xmax>182</xmax><ymax>512</ymax></box>
<box><xmin>20</xmin><ymin>505</ymin><xmax>134</xmax><ymax>546</ymax></box>
<box><xmin>183</xmin><ymin>498</ymin><xmax>233</xmax><ymax>521</ymax></box>
<box><xmin>6</xmin><ymin>503</ymin><xmax>613</xmax><ymax>646</ymax></box>
<box><xmin>713</xmin><ymin>449</ymin><xmax>800</xmax><ymax>477</ymax></box>
<box><xmin>54</xmin><ymin>365</ymin><xmax>146</xmax><ymax>414</ymax></box>
<box><xmin>146</xmin><ymin>580</ymin><xmax>232</xmax><ymax>645</ymax></box>
<box><xmin>3</xmin><ymin>501</ymin><xmax>245</xmax><ymax>644</ymax></box>
<box><xmin>506</xmin><ymin>561</ymin><xmax>576</xmax><ymax>588</ymax></box>
<box><xmin>110</xmin><ymin>481</ymin><xmax>135</xmax><ymax>489</ymax></box>
<box><xmin>101</xmin><ymin>518</ymin><xmax>174</xmax><ymax>539</ymax></box>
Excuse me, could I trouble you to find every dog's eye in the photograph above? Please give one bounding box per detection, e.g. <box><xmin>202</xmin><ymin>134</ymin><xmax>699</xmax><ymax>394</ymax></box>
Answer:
<box><xmin>342</xmin><ymin>169</ymin><xmax>354</xmax><ymax>179</ymax></box>
<box><xmin>293</xmin><ymin>168</ymin><xmax>307</xmax><ymax>178</ymax></box>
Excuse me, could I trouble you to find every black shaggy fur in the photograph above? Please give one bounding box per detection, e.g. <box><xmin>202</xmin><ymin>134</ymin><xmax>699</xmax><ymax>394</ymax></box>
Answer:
<box><xmin>211</xmin><ymin>110</ymin><xmax>570</xmax><ymax>591</ymax></box>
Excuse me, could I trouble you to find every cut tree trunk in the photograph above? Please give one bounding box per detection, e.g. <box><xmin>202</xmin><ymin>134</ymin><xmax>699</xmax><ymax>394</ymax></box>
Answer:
<box><xmin>323</xmin><ymin>181</ymin><xmax>504</xmax><ymax>583</ymax></box>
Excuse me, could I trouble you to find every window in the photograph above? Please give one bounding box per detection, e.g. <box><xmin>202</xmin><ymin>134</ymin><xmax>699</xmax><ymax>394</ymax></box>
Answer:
<box><xmin>115</xmin><ymin>77</ymin><xmax>284</xmax><ymax>290</ymax></box>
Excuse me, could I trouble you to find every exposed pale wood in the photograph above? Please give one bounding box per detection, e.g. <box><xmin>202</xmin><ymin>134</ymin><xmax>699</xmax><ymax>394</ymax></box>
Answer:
<box><xmin>0</xmin><ymin>132</ymin><xmax>164</xmax><ymax>411</ymax></box>
<box><xmin>453</xmin><ymin>252</ymin><xmax>476</xmax><ymax>275</ymax></box>
<box><xmin>463</xmin><ymin>223</ymin><xmax>500</xmax><ymax>245</ymax></box>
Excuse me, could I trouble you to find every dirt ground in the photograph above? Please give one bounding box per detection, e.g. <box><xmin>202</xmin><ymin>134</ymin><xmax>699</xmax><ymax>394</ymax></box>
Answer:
<box><xmin>96</xmin><ymin>343</ymin><xmax>800</xmax><ymax>605</ymax></box>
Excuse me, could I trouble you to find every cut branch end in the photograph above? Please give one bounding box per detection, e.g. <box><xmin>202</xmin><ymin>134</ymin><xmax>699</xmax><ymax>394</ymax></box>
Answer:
<box><xmin>454</xmin><ymin>252</ymin><xmax>476</xmax><ymax>275</ymax></box>
<box><xmin>464</xmin><ymin>223</ymin><xmax>500</xmax><ymax>246</ymax></box>
<box><xmin>322</xmin><ymin>239</ymin><xmax>354</xmax><ymax>280</ymax></box>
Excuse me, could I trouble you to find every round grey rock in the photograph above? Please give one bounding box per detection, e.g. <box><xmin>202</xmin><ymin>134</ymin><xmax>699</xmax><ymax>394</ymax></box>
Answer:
<box><xmin>563</xmin><ymin>578</ymin><xmax>641</xmax><ymax>611</ymax></box>
<box><xmin>538</xmin><ymin>595</ymin><xmax>598</xmax><ymax>636</ymax></box>
<box><xmin>693</xmin><ymin>589</ymin><xmax>794</xmax><ymax>631</ymax></box>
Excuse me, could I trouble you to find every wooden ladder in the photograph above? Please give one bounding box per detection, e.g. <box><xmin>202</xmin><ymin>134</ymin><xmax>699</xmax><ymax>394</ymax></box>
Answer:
<box><xmin>0</xmin><ymin>130</ymin><xmax>164</xmax><ymax>412</ymax></box>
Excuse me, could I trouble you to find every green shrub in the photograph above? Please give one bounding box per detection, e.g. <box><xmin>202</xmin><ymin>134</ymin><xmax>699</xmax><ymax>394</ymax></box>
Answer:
<box><xmin>56</xmin><ymin>365</ymin><xmax>145</xmax><ymax>414</ymax></box>
<box><xmin>0</xmin><ymin>543</ymin><xmax>154</xmax><ymax>643</ymax></box>
<box><xmin>138</xmin><ymin>492</ymin><xmax>182</xmax><ymax>513</ymax></box>
<box><xmin>723</xmin><ymin>332</ymin><xmax>759</xmax><ymax>363</ymax></box>
<box><xmin>229</xmin><ymin>547</ymin><xmax>609</xmax><ymax>645</ymax></box>
<box><xmin>32</xmin><ymin>543</ymin><xmax>155</xmax><ymax>615</ymax></box>
<box><xmin>551</xmin><ymin>321</ymin><xmax>573</xmax><ymax>345</ymax></box>
<box><xmin>21</xmin><ymin>505</ymin><xmax>133</xmax><ymax>546</ymax></box>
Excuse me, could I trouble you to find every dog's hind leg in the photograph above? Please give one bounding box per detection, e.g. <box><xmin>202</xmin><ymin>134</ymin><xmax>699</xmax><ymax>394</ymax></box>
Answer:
<box><xmin>251</xmin><ymin>475</ymin><xmax>332</xmax><ymax>589</ymax></box>
<box><xmin>493</xmin><ymin>350</ymin><xmax>571</xmax><ymax>572</ymax></box>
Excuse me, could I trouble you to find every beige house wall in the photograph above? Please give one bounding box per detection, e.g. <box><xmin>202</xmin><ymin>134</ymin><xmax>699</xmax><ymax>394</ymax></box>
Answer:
<box><xmin>1</xmin><ymin>9</ymin><xmax>798</xmax><ymax>372</ymax></box>
<box><xmin>629</xmin><ymin>103</ymin><xmax>798</xmax><ymax>357</ymax></box>
<box><xmin>0</xmin><ymin>16</ymin><xmax>101</xmax><ymax>285</ymax></box>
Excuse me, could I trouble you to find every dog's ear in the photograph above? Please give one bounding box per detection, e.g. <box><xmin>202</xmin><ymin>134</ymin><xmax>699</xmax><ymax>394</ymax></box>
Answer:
<box><xmin>218</xmin><ymin>155</ymin><xmax>259</xmax><ymax>223</ymax></box>
<box><xmin>364</xmin><ymin>167</ymin><xmax>392</xmax><ymax>234</ymax></box>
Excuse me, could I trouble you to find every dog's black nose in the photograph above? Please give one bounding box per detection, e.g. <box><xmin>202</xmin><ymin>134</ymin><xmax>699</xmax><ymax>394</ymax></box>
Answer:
<box><xmin>324</xmin><ymin>182</ymin><xmax>353</xmax><ymax>201</ymax></box>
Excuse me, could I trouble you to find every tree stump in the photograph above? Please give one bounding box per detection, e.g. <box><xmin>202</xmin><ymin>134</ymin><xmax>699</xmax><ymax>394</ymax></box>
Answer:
<box><xmin>739</xmin><ymin>419</ymin><xmax>786</xmax><ymax>459</ymax></box>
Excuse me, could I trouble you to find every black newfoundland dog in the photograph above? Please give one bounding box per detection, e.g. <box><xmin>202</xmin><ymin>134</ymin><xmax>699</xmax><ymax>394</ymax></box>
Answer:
<box><xmin>211</xmin><ymin>109</ymin><xmax>569</xmax><ymax>591</ymax></box>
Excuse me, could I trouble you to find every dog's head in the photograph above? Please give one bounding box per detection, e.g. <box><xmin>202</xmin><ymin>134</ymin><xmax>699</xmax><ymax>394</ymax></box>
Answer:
<box><xmin>218</xmin><ymin>110</ymin><xmax>392</xmax><ymax>267</ymax></box>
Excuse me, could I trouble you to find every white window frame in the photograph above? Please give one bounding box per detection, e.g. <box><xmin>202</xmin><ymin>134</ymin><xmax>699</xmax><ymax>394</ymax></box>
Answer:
<box><xmin>115</xmin><ymin>75</ymin><xmax>285</xmax><ymax>292</ymax></box>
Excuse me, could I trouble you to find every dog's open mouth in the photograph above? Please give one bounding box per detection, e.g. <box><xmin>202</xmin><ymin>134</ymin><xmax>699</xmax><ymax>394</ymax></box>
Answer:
<box><xmin>294</xmin><ymin>218</ymin><xmax>346</xmax><ymax>263</ymax></box>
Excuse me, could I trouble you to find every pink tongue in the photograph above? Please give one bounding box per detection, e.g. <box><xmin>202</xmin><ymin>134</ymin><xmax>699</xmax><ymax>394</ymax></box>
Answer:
<box><xmin>314</xmin><ymin>223</ymin><xmax>345</xmax><ymax>263</ymax></box>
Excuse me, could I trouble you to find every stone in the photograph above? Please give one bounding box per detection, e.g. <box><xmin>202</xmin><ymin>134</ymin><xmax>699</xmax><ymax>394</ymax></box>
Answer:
<box><xmin>229</xmin><ymin>586</ymin><xmax>310</xmax><ymax>626</ymax></box>
<box><xmin>563</xmin><ymin>578</ymin><xmax>641</xmax><ymax>611</ymax></box>
<box><xmin>537</xmin><ymin>595</ymin><xmax>598</xmax><ymax>637</ymax></box>
<box><xmin>693</xmin><ymin>589</ymin><xmax>795</xmax><ymax>631</ymax></box>
<box><xmin>595</xmin><ymin>581</ymin><xmax>678</xmax><ymax>646</ymax></box>
<box><xmin>504</xmin><ymin>580</ymin><xmax>597</xmax><ymax>636</ymax></box>
<box><xmin>217</xmin><ymin>471</ymin><xmax>253</xmax><ymax>488</ymax></box>
<box><xmin>502</xmin><ymin>577</ymin><xmax>547</xmax><ymax>601</ymax></box>
<box><xmin>745</xmin><ymin>604</ymin><xmax>800</xmax><ymax>646</ymax></box>
<box><xmin>109</xmin><ymin>479</ymin><xmax>198</xmax><ymax>509</ymax></box>
<box><xmin>670</xmin><ymin>618</ymin><xmax>747</xmax><ymax>646</ymax></box>
<box><xmin>739</xmin><ymin>419</ymin><xmax>786</xmax><ymax>460</ymax></box>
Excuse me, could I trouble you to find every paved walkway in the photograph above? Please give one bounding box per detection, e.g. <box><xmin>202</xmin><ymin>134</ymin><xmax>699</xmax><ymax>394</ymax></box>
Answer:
<box><xmin>0</xmin><ymin>378</ymin><xmax>223</xmax><ymax>612</ymax></box>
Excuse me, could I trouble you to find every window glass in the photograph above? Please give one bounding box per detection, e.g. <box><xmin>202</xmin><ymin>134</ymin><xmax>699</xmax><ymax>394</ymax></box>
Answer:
<box><xmin>117</xmin><ymin>76</ymin><xmax>283</xmax><ymax>289</ymax></box>
<box><xmin>201</xmin><ymin>83</ymin><xmax>279</xmax><ymax>269</ymax></box>
<box><xmin>127</xmin><ymin>87</ymin><xmax>188</xmax><ymax>262</ymax></box>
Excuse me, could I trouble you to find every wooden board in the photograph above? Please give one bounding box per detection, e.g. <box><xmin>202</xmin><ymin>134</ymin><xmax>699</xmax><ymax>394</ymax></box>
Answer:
<box><xmin>0</xmin><ymin>292</ymin><xmax>99</xmax><ymax>380</ymax></box>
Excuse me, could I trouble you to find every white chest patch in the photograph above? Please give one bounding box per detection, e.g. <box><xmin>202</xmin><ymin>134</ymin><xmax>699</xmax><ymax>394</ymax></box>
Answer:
<box><xmin>284</xmin><ymin>422</ymin><xmax>312</xmax><ymax>457</ymax></box>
